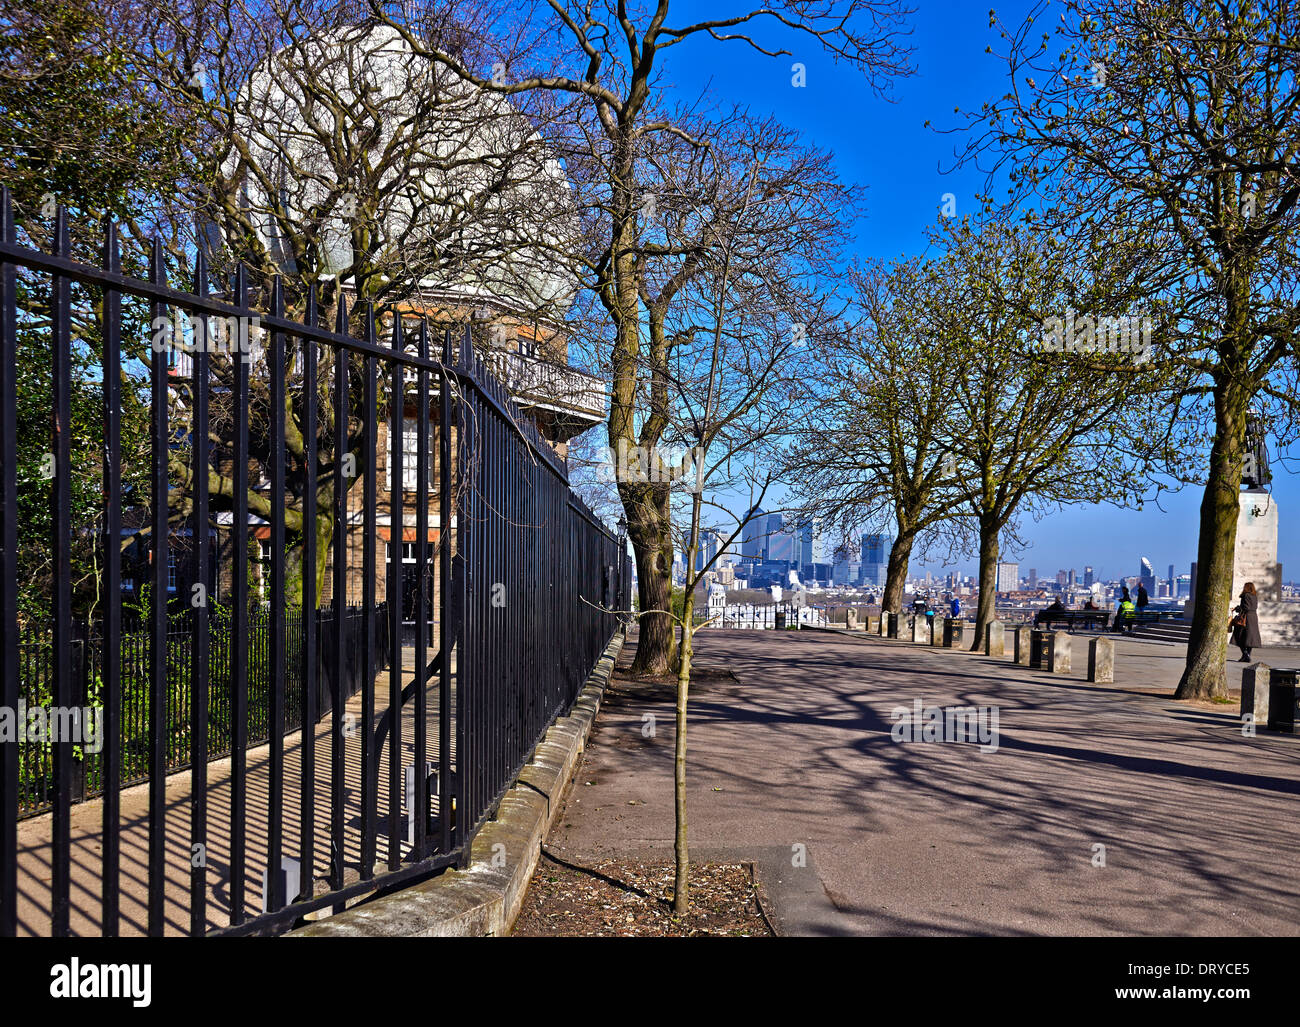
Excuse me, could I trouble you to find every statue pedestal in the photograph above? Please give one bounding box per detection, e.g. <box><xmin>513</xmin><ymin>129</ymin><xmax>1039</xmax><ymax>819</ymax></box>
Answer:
<box><xmin>1232</xmin><ymin>491</ymin><xmax>1300</xmax><ymax>645</ymax></box>
<box><xmin>1233</xmin><ymin>490</ymin><xmax>1281</xmax><ymax>601</ymax></box>
<box><xmin>1187</xmin><ymin>491</ymin><xmax>1283</xmax><ymax>626</ymax></box>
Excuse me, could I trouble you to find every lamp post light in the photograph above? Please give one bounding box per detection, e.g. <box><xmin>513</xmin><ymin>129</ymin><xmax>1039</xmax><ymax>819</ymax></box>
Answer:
<box><xmin>616</xmin><ymin>514</ymin><xmax>628</xmax><ymax>611</ymax></box>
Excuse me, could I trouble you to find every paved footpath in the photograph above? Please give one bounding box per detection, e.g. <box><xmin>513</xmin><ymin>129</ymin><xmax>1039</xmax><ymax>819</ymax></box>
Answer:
<box><xmin>545</xmin><ymin>628</ymin><xmax>1300</xmax><ymax>936</ymax></box>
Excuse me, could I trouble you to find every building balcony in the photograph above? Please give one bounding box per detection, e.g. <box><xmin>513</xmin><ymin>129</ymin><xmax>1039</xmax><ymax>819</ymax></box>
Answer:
<box><xmin>481</xmin><ymin>347</ymin><xmax>607</xmax><ymax>440</ymax></box>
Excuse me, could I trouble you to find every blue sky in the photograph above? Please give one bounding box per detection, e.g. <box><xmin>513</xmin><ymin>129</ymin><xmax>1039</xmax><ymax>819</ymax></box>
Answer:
<box><xmin>656</xmin><ymin>0</ymin><xmax>1294</xmax><ymax>582</ymax></box>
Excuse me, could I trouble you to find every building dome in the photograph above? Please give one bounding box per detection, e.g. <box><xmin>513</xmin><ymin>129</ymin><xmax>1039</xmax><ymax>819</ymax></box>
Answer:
<box><xmin>227</xmin><ymin>21</ymin><xmax>577</xmax><ymax>314</ymax></box>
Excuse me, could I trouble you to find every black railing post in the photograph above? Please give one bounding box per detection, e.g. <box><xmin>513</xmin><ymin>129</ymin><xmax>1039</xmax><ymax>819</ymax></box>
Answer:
<box><xmin>228</xmin><ymin>263</ymin><xmax>250</xmax><ymax>928</ymax></box>
<box><xmin>360</xmin><ymin>304</ymin><xmax>377</xmax><ymax>880</ymax></box>
<box><xmin>387</xmin><ymin>314</ymin><xmax>404</xmax><ymax>871</ymax></box>
<box><xmin>146</xmin><ymin>237</ymin><xmax>168</xmax><ymax>937</ymax></box>
<box><xmin>266</xmin><ymin>276</ymin><xmax>287</xmax><ymax>914</ymax></box>
<box><xmin>100</xmin><ymin>216</ymin><xmax>122</xmax><ymax>936</ymax></box>
<box><xmin>299</xmin><ymin>286</ymin><xmax>318</xmax><ymax>904</ymax></box>
<box><xmin>189</xmin><ymin>246</ymin><xmax>211</xmax><ymax>936</ymax></box>
<box><xmin>330</xmin><ymin>297</ymin><xmax>349</xmax><ymax>899</ymax></box>
<box><xmin>0</xmin><ymin>188</ymin><xmax>16</xmax><ymax>939</ymax></box>
<box><xmin>413</xmin><ymin>321</ymin><xmax>430</xmax><ymax>860</ymax></box>
<box><xmin>439</xmin><ymin>328</ymin><xmax>453</xmax><ymax>856</ymax></box>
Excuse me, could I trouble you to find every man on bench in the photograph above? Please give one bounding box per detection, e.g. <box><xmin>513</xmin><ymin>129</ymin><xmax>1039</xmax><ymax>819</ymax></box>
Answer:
<box><xmin>1035</xmin><ymin>598</ymin><xmax>1110</xmax><ymax>631</ymax></box>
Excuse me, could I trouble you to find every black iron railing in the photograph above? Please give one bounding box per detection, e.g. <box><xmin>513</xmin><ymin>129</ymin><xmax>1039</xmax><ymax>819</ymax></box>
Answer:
<box><xmin>14</xmin><ymin>604</ymin><xmax>388</xmax><ymax>818</ymax></box>
<box><xmin>0</xmin><ymin>191</ymin><xmax>628</xmax><ymax>937</ymax></box>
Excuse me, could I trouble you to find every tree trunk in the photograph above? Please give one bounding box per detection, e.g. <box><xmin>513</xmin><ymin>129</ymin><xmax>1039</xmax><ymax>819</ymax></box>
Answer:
<box><xmin>972</xmin><ymin>517</ymin><xmax>998</xmax><ymax>651</ymax></box>
<box><xmin>1176</xmin><ymin>384</ymin><xmax>1248</xmax><ymax>700</ymax></box>
<box><xmin>882</xmin><ymin>529</ymin><xmax>915</xmax><ymax>613</ymax></box>
<box><xmin>627</xmin><ymin>489</ymin><xmax>678</xmax><ymax>676</ymax></box>
<box><xmin>673</xmin><ymin>596</ymin><xmax>692</xmax><ymax>914</ymax></box>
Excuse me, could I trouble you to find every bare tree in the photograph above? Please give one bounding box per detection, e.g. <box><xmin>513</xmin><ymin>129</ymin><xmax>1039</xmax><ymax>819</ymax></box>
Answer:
<box><xmin>785</xmin><ymin>255</ymin><xmax>973</xmax><ymax>614</ymax></box>
<box><xmin>375</xmin><ymin>0</ymin><xmax>914</xmax><ymax>675</ymax></box>
<box><xmin>573</xmin><ymin>109</ymin><xmax>852</xmax><ymax>912</ymax></box>
<box><xmin>927</xmin><ymin>215</ymin><xmax>1167</xmax><ymax>648</ymax></box>
<box><xmin>958</xmin><ymin>0</ymin><xmax>1300</xmax><ymax>697</ymax></box>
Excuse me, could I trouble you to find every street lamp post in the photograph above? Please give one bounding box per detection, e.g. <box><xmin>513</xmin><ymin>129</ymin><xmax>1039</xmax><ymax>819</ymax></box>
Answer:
<box><xmin>616</xmin><ymin>514</ymin><xmax>628</xmax><ymax>611</ymax></box>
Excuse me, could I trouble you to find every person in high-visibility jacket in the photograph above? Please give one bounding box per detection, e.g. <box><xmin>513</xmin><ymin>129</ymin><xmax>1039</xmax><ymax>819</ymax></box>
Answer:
<box><xmin>1114</xmin><ymin>595</ymin><xmax>1135</xmax><ymax>633</ymax></box>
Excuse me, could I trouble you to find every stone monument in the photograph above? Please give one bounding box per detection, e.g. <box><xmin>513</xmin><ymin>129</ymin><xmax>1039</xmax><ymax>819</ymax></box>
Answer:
<box><xmin>1233</xmin><ymin>490</ymin><xmax>1281</xmax><ymax>602</ymax></box>
<box><xmin>1187</xmin><ymin>416</ymin><xmax>1298</xmax><ymax>644</ymax></box>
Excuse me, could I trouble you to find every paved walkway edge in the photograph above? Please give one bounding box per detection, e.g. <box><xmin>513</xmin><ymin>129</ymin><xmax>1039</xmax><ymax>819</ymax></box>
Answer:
<box><xmin>289</xmin><ymin>628</ymin><xmax>626</xmax><ymax>938</ymax></box>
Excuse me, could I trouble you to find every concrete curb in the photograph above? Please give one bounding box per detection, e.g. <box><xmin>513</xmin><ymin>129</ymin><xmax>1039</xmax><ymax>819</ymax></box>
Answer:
<box><xmin>289</xmin><ymin>628</ymin><xmax>625</xmax><ymax>937</ymax></box>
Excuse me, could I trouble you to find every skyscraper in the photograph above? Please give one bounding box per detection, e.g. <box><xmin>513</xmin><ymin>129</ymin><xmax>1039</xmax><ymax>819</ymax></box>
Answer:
<box><xmin>1028</xmin><ymin>568</ymin><xmax>1038</xmax><ymax>588</ymax></box>
<box><xmin>997</xmin><ymin>562</ymin><xmax>1020</xmax><ymax>593</ymax></box>
<box><xmin>687</xmin><ymin>529</ymin><xmax>718</xmax><ymax>572</ymax></box>
<box><xmin>1084</xmin><ymin>566</ymin><xmax>1093</xmax><ymax>588</ymax></box>
<box><xmin>740</xmin><ymin>506</ymin><xmax>766</xmax><ymax>561</ymax></box>
<box><xmin>797</xmin><ymin>518</ymin><xmax>828</xmax><ymax>579</ymax></box>
<box><xmin>861</xmin><ymin>533</ymin><xmax>890</xmax><ymax>588</ymax></box>
<box><xmin>1139</xmin><ymin>557</ymin><xmax>1156</xmax><ymax>596</ymax></box>
<box><xmin>766</xmin><ymin>513</ymin><xmax>794</xmax><ymax>564</ymax></box>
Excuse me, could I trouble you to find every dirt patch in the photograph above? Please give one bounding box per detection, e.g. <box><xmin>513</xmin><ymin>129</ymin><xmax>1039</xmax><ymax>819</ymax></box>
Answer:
<box><xmin>510</xmin><ymin>851</ymin><xmax>774</xmax><ymax>937</ymax></box>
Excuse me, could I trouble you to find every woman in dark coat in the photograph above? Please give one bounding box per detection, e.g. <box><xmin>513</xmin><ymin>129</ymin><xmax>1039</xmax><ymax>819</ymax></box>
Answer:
<box><xmin>1232</xmin><ymin>582</ymin><xmax>1263</xmax><ymax>662</ymax></box>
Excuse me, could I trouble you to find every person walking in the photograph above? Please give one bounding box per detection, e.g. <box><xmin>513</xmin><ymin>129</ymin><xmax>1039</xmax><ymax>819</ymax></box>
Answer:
<box><xmin>950</xmin><ymin>596</ymin><xmax>961</xmax><ymax>618</ymax></box>
<box><xmin>1231</xmin><ymin>581</ymin><xmax>1263</xmax><ymax>663</ymax></box>
<box><xmin>1136</xmin><ymin>583</ymin><xmax>1149</xmax><ymax>610</ymax></box>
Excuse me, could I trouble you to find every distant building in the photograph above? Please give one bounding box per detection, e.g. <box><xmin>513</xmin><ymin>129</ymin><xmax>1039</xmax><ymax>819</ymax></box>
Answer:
<box><xmin>767</xmin><ymin>515</ymin><xmax>795</xmax><ymax>564</ymax></box>
<box><xmin>861</xmin><ymin>533</ymin><xmax>890</xmax><ymax>588</ymax></box>
<box><xmin>740</xmin><ymin>506</ymin><xmax>766</xmax><ymax>561</ymax></box>
<box><xmin>684</xmin><ymin>528</ymin><xmax>719</xmax><ymax>573</ymax></box>
<box><xmin>996</xmin><ymin>562</ymin><xmax>1020</xmax><ymax>594</ymax></box>
<box><xmin>797</xmin><ymin>518</ymin><xmax>827</xmax><ymax>575</ymax></box>
<box><xmin>1027</xmin><ymin>568</ymin><xmax>1038</xmax><ymax>588</ymax></box>
<box><xmin>1176</xmin><ymin>573</ymin><xmax>1192</xmax><ymax>598</ymax></box>
<box><xmin>1067</xmin><ymin>568</ymin><xmax>1076</xmax><ymax>588</ymax></box>
<box><xmin>832</xmin><ymin>553</ymin><xmax>860</xmax><ymax>587</ymax></box>
<box><xmin>1083</xmin><ymin>566</ymin><xmax>1093</xmax><ymax>588</ymax></box>
<box><xmin>1139</xmin><ymin>557</ymin><xmax>1156</xmax><ymax>597</ymax></box>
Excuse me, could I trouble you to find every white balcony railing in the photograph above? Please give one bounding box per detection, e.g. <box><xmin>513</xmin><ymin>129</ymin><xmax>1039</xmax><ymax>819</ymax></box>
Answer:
<box><xmin>482</xmin><ymin>348</ymin><xmax>607</xmax><ymax>424</ymax></box>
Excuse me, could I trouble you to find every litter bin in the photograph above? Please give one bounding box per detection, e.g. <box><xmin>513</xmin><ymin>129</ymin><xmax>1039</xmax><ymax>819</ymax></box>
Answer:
<box><xmin>774</xmin><ymin>611</ymin><xmax>787</xmax><ymax>630</ymax></box>
<box><xmin>1267</xmin><ymin>669</ymin><xmax>1298</xmax><ymax>733</ymax></box>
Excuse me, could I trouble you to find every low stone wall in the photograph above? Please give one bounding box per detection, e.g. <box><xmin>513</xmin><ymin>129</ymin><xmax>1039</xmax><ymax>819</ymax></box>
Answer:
<box><xmin>289</xmin><ymin>627</ymin><xmax>625</xmax><ymax>937</ymax></box>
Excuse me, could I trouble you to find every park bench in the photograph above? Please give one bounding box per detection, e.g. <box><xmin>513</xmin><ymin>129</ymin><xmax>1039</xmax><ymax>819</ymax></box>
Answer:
<box><xmin>1033</xmin><ymin>609</ymin><xmax>1110</xmax><ymax>631</ymax></box>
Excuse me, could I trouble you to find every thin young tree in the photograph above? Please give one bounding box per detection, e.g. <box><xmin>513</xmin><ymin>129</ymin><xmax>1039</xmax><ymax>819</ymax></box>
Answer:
<box><xmin>645</xmin><ymin>115</ymin><xmax>852</xmax><ymax>913</ymax></box>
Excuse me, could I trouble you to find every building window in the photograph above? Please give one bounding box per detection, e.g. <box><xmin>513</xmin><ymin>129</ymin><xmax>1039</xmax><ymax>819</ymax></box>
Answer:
<box><xmin>385</xmin><ymin>417</ymin><xmax>436</xmax><ymax>492</ymax></box>
<box><xmin>166</xmin><ymin>553</ymin><xmax>177</xmax><ymax>592</ymax></box>
<box><xmin>385</xmin><ymin>542</ymin><xmax>419</xmax><ymax>564</ymax></box>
